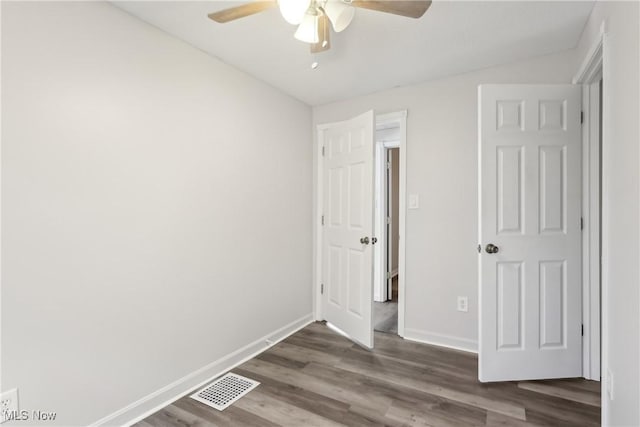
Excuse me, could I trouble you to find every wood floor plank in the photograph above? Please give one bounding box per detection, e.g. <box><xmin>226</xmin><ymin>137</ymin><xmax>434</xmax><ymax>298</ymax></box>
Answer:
<box><xmin>233</xmin><ymin>389</ymin><xmax>344</xmax><ymax>427</ymax></box>
<box><xmin>343</xmin><ymin>405</ymin><xmax>408</xmax><ymax>427</ymax></box>
<box><xmin>518</xmin><ymin>380</ymin><xmax>601</xmax><ymax>407</ymax></box>
<box><xmin>301</xmin><ymin>360</ymin><xmax>488</xmax><ymax>426</ymax></box>
<box><xmin>343</xmin><ymin>342</ymin><xmax>481</xmax><ymax>384</ymax></box>
<box><xmin>173</xmin><ymin>396</ymin><xmax>279</xmax><ymax>427</ymax></box>
<box><xmin>256</xmin><ymin>351</ymin><xmax>309</xmax><ymax>370</ymax></box>
<box><xmin>385</xmin><ymin>398</ymin><xmax>481</xmax><ymax>427</ymax></box>
<box><xmin>268</xmin><ymin>341</ymin><xmax>344</xmax><ymax>366</ymax></box>
<box><xmin>137</xmin><ymin>322</ymin><xmax>600</xmax><ymax>427</ymax></box>
<box><xmin>549</xmin><ymin>378</ymin><xmax>601</xmax><ymax>393</ymax></box>
<box><xmin>329</xmin><ymin>356</ymin><xmax>527</xmax><ymax>421</ymax></box>
<box><xmin>144</xmin><ymin>404</ymin><xmax>218</xmax><ymax>427</ymax></box>
<box><xmin>524</xmin><ymin>406</ymin><xmax>601</xmax><ymax>427</ymax></box>
<box><xmin>232</xmin><ymin>367</ymin><xmax>385</xmax><ymax>427</ymax></box>
<box><xmin>486</xmin><ymin>411</ymin><xmax>543</xmax><ymax>427</ymax></box>
<box><xmin>518</xmin><ymin>392</ymin><xmax>601</xmax><ymax>427</ymax></box>
<box><xmin>240</xmin><ymin>358</ymin><xmax>393</xmax><ymax>415</ymax></box>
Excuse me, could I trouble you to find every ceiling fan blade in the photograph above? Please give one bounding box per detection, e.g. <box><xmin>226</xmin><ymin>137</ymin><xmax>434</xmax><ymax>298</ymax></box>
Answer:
<box><xmin>350</xmin><ymin>0</ymin><xmax>432</xmax><ymax>18</ymax></box>
<box><xmin>311</xmin><ymin>14</ymin><xmax>331</xmax><ymax>53</ymax></box>
<box><xmin>208</xmin><ymin>1</ymin><xmax>276</xmax><ymax>23</ymax></box>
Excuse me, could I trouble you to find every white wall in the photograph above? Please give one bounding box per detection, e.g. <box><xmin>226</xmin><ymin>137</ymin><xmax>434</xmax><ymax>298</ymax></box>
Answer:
<box><xmin>314</xmin><ymin>50</ymin><xmax>579</xmax><ymax>351</ymax></box>
<box><xmin>1</xmin><ymin>2</ymin><xmax>312</xmax><ymax>426</ymax></box>
<box><xmin>575</xmin><ymin>3</ymin><xmax>639</xmax><ymax>425</ymax></box>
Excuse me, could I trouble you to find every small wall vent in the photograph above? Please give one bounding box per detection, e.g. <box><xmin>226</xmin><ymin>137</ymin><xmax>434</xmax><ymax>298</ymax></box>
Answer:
<box><xmin>190</xmin><ymin>373</ymin><xmax>259</xmax><ymax>411</ymax></box>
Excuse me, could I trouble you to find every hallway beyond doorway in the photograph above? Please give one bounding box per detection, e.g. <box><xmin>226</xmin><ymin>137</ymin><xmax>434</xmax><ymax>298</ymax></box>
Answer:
<box><xmin>374</xmin><ymin>277</ymin><xmax>398</xmax><ymax>334</ymax></box>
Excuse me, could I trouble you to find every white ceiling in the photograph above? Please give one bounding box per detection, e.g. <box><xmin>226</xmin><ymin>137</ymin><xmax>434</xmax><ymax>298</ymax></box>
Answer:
<box><xmin>113</xmin><ymin>1</ymin><xmax>594</xmax><ymax>106</ymax></box>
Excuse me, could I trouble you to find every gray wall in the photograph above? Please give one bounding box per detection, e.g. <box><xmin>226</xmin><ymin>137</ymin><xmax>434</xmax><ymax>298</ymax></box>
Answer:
<box><xmin>1</xmin><ymin>2</ymin><xmax>312</xmax><ymax>425</ymax></box>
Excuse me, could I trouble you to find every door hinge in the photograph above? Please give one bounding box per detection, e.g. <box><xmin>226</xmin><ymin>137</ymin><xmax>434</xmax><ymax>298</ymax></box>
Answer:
<box><xmin>581</xmin><ymin>111</ymin><xmax>584</xmax><ymax>124</ymax></box>
<box><xmin>321</xmin><ymin>146</ymin><xmax>325</xmax><ymax>156</ymax></box>
<box><xmin>386</xmin><ymin>161</ymin><xmax>391</xmax><ymax>170</ymax></box>
<box><xmin>321</xmin><ymin>283</ymin><xmax>324</xmax><ymax>294</ymax></box>
<box><xmin>387</xmin><ymin>272</ymin><xmax>391</xmax><ymax>280</ymax></box>
<box><xmin>581</xmin><ymin>324</ymin><xmax>584</xmax><ymax>336</ymax></box>
<box><xmin>477</xmin><ymin>244</ymin><xmax>481</xmax><ymax>253</ymax></box>
<box><xmin>581</xmin><ymin>217</ymin><xmax>584</xmax><ymax>230</ymax></box>
<box><xmin>321</xmin><ymin>214</ymin><xmax>325</xmax><ymax>226</ymax></box>
<box><xmin>386</xmin><ymin>216</ymin><xmax>391</xmax><ymax>225</ymax></box>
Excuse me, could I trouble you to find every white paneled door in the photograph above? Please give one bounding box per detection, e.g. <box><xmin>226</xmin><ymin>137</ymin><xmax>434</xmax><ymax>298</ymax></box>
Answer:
<box><xmin>321</xmin><ymin>111</ymin><xmax>375</xmax><ymax>349</ymax></box>
<box><xmin>479</xmin><ymin>85</ymin><xmax>582</xmax><ymax>382</ymax></box>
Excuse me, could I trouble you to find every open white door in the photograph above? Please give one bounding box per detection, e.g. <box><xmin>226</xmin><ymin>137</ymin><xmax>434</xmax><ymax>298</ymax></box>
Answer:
<box><xmin>479</xmin><ymin>85</ymin><xmax>582</xmax><ymax>382</ymax></box>
<box><xmin>320</xmin><ymin>110</ymin><xmax>375</xmax><ymax>348</ymax></box>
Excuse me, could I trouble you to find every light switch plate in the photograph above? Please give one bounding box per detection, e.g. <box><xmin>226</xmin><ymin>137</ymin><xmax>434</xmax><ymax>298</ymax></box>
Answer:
<box><xmin>408</xmin><ymin>194</ymin><xmax>419</xmax><ymax>209</ymax></box>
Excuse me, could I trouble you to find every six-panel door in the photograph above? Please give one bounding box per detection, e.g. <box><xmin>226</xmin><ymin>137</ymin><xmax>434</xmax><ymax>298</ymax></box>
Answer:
<box><xmin>321</xmin><ymin>111</ymin><xmax>375</xmax><ymax>348</ymax></box>
<box><xmin>479</xmin><ymin>85</ymin><xmax>582</xmax><ymax>381</ymax></box>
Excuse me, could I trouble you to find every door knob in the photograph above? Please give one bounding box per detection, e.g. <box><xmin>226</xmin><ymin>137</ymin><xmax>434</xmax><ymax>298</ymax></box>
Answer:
<box><xmin>485</xmin><ymin>243</ymin><xmax>499</xmax><ymax>254</ymax></box>
<box><xmin>360</xmin><ymin>237</ymin><xmax>370</xmax><ymax>245</ymax></box>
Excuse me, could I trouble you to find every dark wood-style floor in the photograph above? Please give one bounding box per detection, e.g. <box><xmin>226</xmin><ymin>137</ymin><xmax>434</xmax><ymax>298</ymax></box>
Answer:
<box><xmin>136</xmin><ymin>322</ymin><xmax>601</xmax><ymax>427</ymax></box>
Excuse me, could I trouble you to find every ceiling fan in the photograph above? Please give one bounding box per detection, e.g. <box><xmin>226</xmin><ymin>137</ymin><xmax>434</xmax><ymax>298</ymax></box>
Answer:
<box><xmin>208</xmin><ymin>0</ymin><xmax>432</xmax><ymax>55</ymax></box>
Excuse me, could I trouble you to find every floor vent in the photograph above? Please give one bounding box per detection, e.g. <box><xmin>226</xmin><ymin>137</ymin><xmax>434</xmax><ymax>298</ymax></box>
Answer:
<box><xmin>190</xmin><ymin>373</ymin><xmax>260</xmax><ymax>411</ymax></box>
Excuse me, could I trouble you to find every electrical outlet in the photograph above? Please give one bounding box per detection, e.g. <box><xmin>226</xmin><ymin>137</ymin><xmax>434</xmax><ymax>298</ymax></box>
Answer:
<box><xmin>457</xmin><ymin>296</ymin><xmax>468</xmax><ymax>312</ymax></box>
<box><xmin>607</xmin><ymin>369</ymin><xmax>614</xmax><ymax>400</ymax></box>
<box><xmin>1</xmin><ymin>388</ymin><xmax>19</xmax><ymax>424</ymax></box>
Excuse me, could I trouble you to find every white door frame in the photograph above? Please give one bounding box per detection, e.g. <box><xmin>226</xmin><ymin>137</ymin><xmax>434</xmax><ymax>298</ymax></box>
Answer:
<box><xmin>573</xmin><ymin>21</ymin><xmax>606</xmax><ymax>382</ymax></box>
<box><xmin>374</xmin><ymin>141</ymin><xmax>399</xmax><ymax>303</ymax></box>
<box><xmin>375</xmin><ymin>111</ymin><xmax>407</xmax><ymax>336</ymax></box>
<box><xmin>314</xmin><ymin>110</ymin><xmax>407</xmax><ymax>338</ymax></box>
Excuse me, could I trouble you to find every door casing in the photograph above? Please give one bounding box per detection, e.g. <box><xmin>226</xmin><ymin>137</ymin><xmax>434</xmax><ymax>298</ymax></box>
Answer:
<box><xmin>573</xmin><ymin>21</ymin><xmax>606</xmax><ymax>382</ymax></box>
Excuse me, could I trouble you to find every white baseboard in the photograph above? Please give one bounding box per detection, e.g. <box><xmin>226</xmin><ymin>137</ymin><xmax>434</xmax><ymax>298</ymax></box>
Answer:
<box><xmin>90</xmin><ymin>313</ymin><xmax>314</xmax><ymax>427</ymax></box>
<box><xmin>404</xmin><ymin>328</ymin><xmax>478</xmax><ymax>354</ymax></box>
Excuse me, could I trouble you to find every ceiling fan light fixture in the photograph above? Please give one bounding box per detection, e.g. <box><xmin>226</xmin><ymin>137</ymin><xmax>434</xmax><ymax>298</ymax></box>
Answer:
<box><xmin>294</xmin><ymin>10</ymin><xmax>319</xmax><ymax>44</ymax></box>
<box><xmin>323</xmin><ymin>0</ymin><xmax>354</xmax><ymax>32</ymax></box>
<box><xmin>278</xmin><ymin>0</ymin><xmax>311</xmax><ymax>25</ymax></box>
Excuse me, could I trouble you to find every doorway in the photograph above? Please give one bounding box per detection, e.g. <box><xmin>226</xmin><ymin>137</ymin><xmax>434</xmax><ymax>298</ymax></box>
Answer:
<box><xmin>478</xmin><ymin>47</ymin><xmax>605</xmax><ymax>383</ymax></box>
<box><xmin>314</xmin><ymin>110</ymin><xmax>407</xmax><ymax>348</ymax></box>
<box><xmin>373</xmin><ymin>130</ymin><xmax>400</xmax><ymax>334</ymax></box>
<box><xmin>577</xmin><ymin>59</ymin><xmax>604</xmax><ymax>382</ymax></box>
